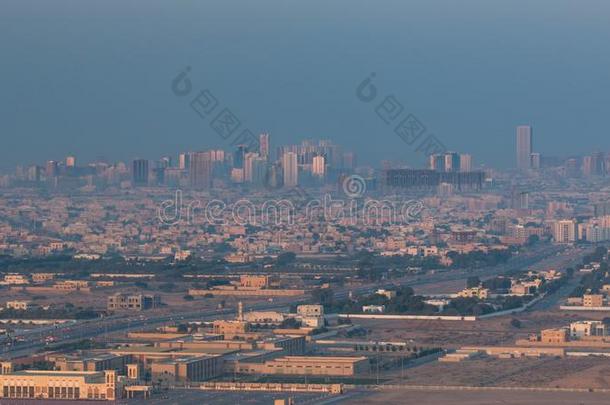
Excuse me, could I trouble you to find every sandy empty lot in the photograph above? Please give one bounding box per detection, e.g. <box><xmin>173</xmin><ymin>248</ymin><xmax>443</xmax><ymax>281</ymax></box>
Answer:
<box><xmin>347</xmin><ymin>388</ymin><xmax>610</xmax><ymax>405</ymax></box>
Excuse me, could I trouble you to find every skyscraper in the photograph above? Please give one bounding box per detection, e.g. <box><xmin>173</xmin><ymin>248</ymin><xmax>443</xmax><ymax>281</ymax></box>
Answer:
<box><xmin>233</xmin><ymin>145</ymin><xmax>247</xmax><ymax>169</ymax></box>
<box><xmin>45</xmin><ymin>160</ymin><xmax>58</xmax><ymax>178</ymax></box>
<box><xmin>312</xmin><ymin>155</ymin><xmax>325</xmax><ymax>177</ymax></box>
<box><xmin>244</xmin><ymin>152</ymin><xmax>260</xmax><ymax>183</ymax></box>
<box><xmin>251</xmin><ymin>157</ymin><xmax>267</xmax><ymax>186</ymax></box>
<box><xmin>282</xmin><ymin>152</ymin><xmax>298</xmax><ymax>187</ymax></box>
<box><xmin>132</xmin><ymin>159</ymin><xmax>149</xmax><ymax>186</ymax></box>
<box><xmin>582</xmin><ymin>156</ymin><xmax>593</xmax><ymax>177</ymax></box>
<box><xmin>210</xmin><ymin>150</ymin><xmax>225</xmax><ymax>162</ymax></box>
<box><xmin>459</xmin><ymin>154</ymin><xmax>472</xmax><ymax>172</ymax></box>
<box><xmin>259</xmin><ymin>133</ymin><xmax>270</xmax><ymax>159</ymax></box>
<box><xmin>65</xmin><ymin>156</ymin><xmax>76</xmax><ymax>167</ymax></box>
<box><xmin>516</xmin><ymin>125</ymin><xmax>533</xmax><ymax>170</ymax></box>
<box><xmin>189</xmin><ymin>151</ymin><xmax>212</xmax><ymax>189</ymax></box>
<box><xmin>530</xmin><ymin>153</ymin><xmax>541</xmax><ymax>170</ymax></box>
<box><xmin>592</xmin><ymin>152</ymin><xmax>606</xmax><ymax>176</ymax></box>
<box><xmin>178</xmin><ymin>153</ymin><xmax>190</xmax><ymax>170</ymax></box>
<box><xmin>444</xmin><ymin>152</ymin><xmax>460</xmax><ymax>172</ymax></box>
<box><xmin>429</xmin><ymin>154</ymin><xmax>445</xmax><ymax>171</ymax></box>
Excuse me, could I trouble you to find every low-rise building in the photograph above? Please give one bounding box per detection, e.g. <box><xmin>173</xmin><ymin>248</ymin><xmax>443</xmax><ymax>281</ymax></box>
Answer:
<box><xmin>151</xmin><ymin>355</ymin><xmax>221</xmax><ymax>384</ymax></box>
<box><xmin>32</xmin><ymin>273</ymin><xmax>56</xmax><ymax>284</ymax></box>
<box><xmin>212</xmin><ymin>320</ymin><xmax>250</xmax><ymax>339</ymax></box>
<box><xmin>0</xmin><ymin>369</ymin><xmax>119</xmax><ymax>401</ymax></box>
<box><xmin>107</xmin><ymin>294</ymin><xmax>160</xmax><ymax>312</ymax></box>
<box><xmin>50</xmin><ymin>354</ymin><xmax>132</xmax><ymax>373</ymax></box>
<box><xmin>376</xmin><ymin>289</ymin><xmax>397</xmax><ymax>300</ymax></box>
<box><xmin>362</xmin><ymin>305</ymin><xmax>385</xmax><ymax>313</ymax></box>
<box><xmin>570</xmin><ymin>321</ymin><xmax>608</xmax><ymax>339</ymax></box>
<box><xmin>583</xmin><ymin>294</ymin><xmax>604</xmax><ymax>308</ymax></box>
<box><xmin>236</xmin><ymin>356</ymin><xmax>368</xmax><ymax>376</ymax></box>
<box><xmin>5</xmin><ymin>300</ymin><xmax>31</xmax><ymax>310</ymax></box>
<box><xmin>296</xmin><ymin>305</ymin><xmax>324</xmax><ymax>318</ymax></box>
<box><xmin>239</xmin><ymin>275</ymin><xmax>279</xmax><ymax>289</ymax></box>
<box><xmin>54</xmin><ymin>280</ymin><xmax>89</xmax><ymax>291</ymax></box>
<box><xmin>1</xmin><ymin>274</ymin><xmax>29</xmax><ymax>285</ymax></box>
<box><xmin>540</xmin><ymin>328</ymin><xmax>569</xmax><ymax>344</ymax></box>
<box><xmin>457</xmin><ymin>287</ymin><xmax>489</xmax><ymax>299</ymax></box>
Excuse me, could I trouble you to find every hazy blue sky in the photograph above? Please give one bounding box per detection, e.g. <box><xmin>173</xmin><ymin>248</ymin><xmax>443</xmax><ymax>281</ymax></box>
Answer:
<box><xmin>2</xmin><ymin>0</ymin><xmax>610</xmax><ymax>170</ymax></box>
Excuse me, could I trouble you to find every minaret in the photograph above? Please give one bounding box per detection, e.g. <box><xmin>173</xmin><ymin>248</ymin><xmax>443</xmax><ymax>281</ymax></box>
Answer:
<box><xmin>237</xmin><ymin>301</ymin><xmax>244</xmax><ymax>321</ymax></box>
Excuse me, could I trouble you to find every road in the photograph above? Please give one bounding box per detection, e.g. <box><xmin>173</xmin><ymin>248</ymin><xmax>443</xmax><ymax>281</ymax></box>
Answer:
<box><xmin>1</xmin><ymin>243</ymin><xmax>577</xmax><ymax>360</ymax></box>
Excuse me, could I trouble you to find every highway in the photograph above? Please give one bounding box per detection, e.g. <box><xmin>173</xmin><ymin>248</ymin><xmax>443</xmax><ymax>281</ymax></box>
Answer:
<box><xmin>1</xmin><ymin>243</ymin><xmax>579</xmax><ymax>360</ymax></box>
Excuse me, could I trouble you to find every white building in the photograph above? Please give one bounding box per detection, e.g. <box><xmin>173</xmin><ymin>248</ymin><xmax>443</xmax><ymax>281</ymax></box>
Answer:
<box><xmin>570</xmin><ymin>321</ymin><xmax>608</xmax><ymax>339</ymax></box>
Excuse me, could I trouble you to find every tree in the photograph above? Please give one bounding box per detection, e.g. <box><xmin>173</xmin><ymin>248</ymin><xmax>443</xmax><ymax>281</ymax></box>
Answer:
<box><xmin>281</xmin><ymin>317</ymin><xmax>301</xmax><ymax>328</ymax></box>
<box><xmin>526</xmin><ymin>235</ymin><xmax>539</xmax><ymax>246</ymax></box>
<box><xmin>276</xmin><ymin>252</ymin><xmax>296</xmax><ymax>266</ymax></box>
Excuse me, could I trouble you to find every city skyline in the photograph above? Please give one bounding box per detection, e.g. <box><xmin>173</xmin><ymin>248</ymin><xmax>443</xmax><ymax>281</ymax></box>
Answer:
<box><xmin>4</xmin><ymin>2</ymin><xmax>610</xmax><ymax>404</ymax></box>
<box><xmin>3</xmin><ymin>1</ymin><xmax>610</xmax><ymax>171</ymax></box>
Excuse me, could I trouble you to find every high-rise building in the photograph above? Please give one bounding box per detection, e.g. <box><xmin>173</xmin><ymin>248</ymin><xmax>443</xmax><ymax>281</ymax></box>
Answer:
<box><xmin>132</xmin><ymin>159</ymin><xmax>149</xmax><ymax>186</ymax></box>
<box><xmin>259</xmin><ymin>133</ymin><xmax>270</xmax><ymax>159</ymax></box>
<box><xmin>516</xmin><ymin>125</ymin><xmax>533</xmax><ymax>170</ymax></box>
<box><xmin>429</xmin><ymin>152</ymin><xmax>461</xmax><ymax>172</ymax></box>
<box><xmin>45</xmin><ymin>160</ymin><xmax>59</xmax><ymax>178</ymax></box>
<box><xmin>444</xmin><ymin>152</ymin><xmax>460</xmax><ymax>172</ymax></box>
<box><xmin>244</xmin><ymin>152</ymin><xmax>260</xmax><ymax>183</ymax></box>
<box><xmin>312</xmin><ymin>155</ymin><xmax>326</xmax><ymax>177</ymax></box>
<box><xmin>234</xmin><ymin>145</ymin><xmax>247</xmax><ymax>169</ymax></box>
<box><xmin>154</xmin><ymin>157</ymin><xmax>171</xmax><ymax>185</ymax></box>
<box><xmin>210</xmin><ymin>150</ymin><xmax>225</xmax><ymax>162</ymax></box>
<box><xmin>582</xmin><ymin>156</ymin><xmax>593</xmax><ymax>177</ymax></box>
<box><xmin>277</xmin><ymin>140</ymin><xmax>342</xmax><ymax>170</ymax></box>
<box><xmin>530</xmin><ymin>153</ymin><xmax>541</xmax><ymax>170</ymax></box>
<box><xmin>429</xmin><ymin>154</ymin><xmax>446</xmax><ymax>171</ymax></box>
<box><xmin>282</xmin><ymin>152</ymin><xmax>298</xmax><ymax>187</ymax></box>
<box><xmin>179</xmin><ymin>153</ymin><xmax>190</xmax><ymax>170</ymax></box>
<box><xmin>519</xmin><ymin>191</ymin><xmax>529</xmax><ymax>210</ymax></box>
<box><xmin>459</xmin><ymin>154</ymin><xmax>472</xmax><ymax>172</ymax></box>
<box><xmin>251</xmin><ymin>158</ymin><xmax>267</xmax><ymax>186</ymax></box>
<box><xmin>553</xmin><ymin>219</ymin><xmax>577</xmax><ymax>243</ymax></box>
<box><xmin>27</xmin><ymin>166</ymin><xmax>42</xmax><ymax>182</ymax></box>
<box><xmin>189</xmin><ymin>151</ymin><xmax>212</xmax><ymax>189</ymax></box>
<box><xmin>590</xmin><ymin>152</ymin><xmax>606</xmax><ymax>176</ymax></box>
<box><xmin>159</xmin><ymin>156</ymin><xmax>172</xmax><ymax>168</ymax></box>
<box><xmin>65</xmin><ymin>156</ymin><xmax>76</xmax><ymax>167</ymax></box>
<box><xmin>581</xmin><ymin>153</ymin><xmax>606</xmax><ymax>177</ymax></box>
<box><xmin>565</xmin><ymin>158</ymin><xmax>580</xmax><ymax>177</ymax></box>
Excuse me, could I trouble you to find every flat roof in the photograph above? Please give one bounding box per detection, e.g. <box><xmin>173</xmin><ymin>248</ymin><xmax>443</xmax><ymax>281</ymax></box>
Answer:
<box><xmin>156</xmin><ymin>355</ymin><xmax>217</xmax><ymax>365</ymax></box>
<box><xmin>10</xmin><ymin>370</ymin><xmax>102</xmax><ymax>376</ymax></box>
<box><xmin>111</xmin><ymin>347</ymin><xmax>235</xmax><ymax>356</ymax></box>
<box><xmin>272</xmin><ymin>356</ymin><xmax>368</xmax><ymax>363</ymax></box>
